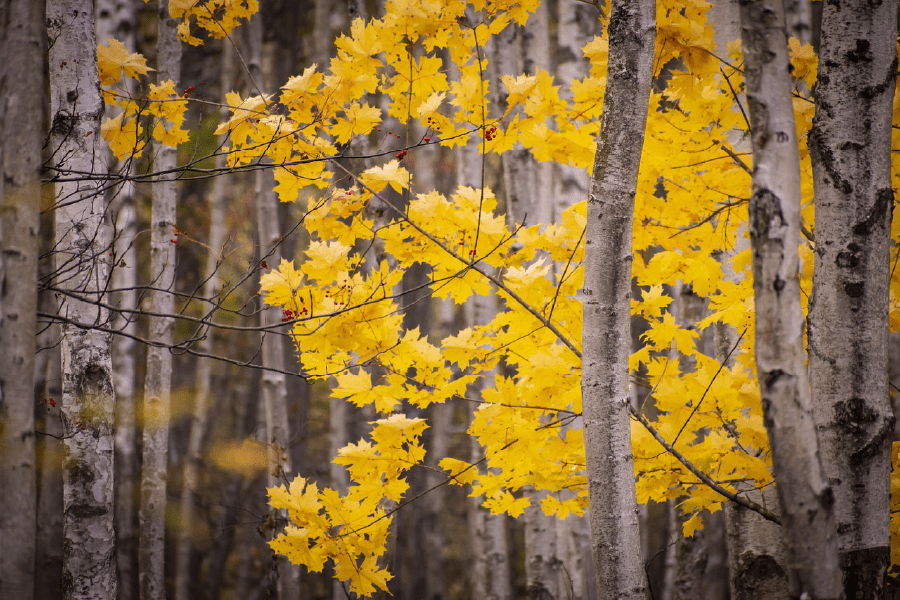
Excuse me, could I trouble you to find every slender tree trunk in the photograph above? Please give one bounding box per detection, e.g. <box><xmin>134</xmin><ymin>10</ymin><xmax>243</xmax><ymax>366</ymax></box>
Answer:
<box><xmin>139</xmin><ymin>3</ymin><xmax>181</xmax><ymax>598</ymax></box>
<box><xmin>47</xmin><ymin>0</ymin><xmax>117</xmax><ymax>597</ymax></box>
<box><xmin>494</xmin><ymin>8</ymin><xmax>566</xmax><ymax>597</ymax></box>
<box><xmin>95</xmin><ymin>2</ymin><xmax>140</xmax><ymax>597</ymax></box>
<box><xmin>738</xmin><ymin>0</ymin><xmax>841</xmax><ymax>596</ymax></box>
<box><xmin>703</xmin><ymin>0</ymin><xmax>790</xmax><ymax>595</ymax></box>
<box><xmin>807</xmin><ymin>0</ymin><xmax>898</xmax><ymax>595</ymax></box>
<box><xmin>173</xmin><ymin>38</ymin><xmax>234</xmax><ymax>600</ymax></box>
<box><xmin>35</xmin><ymin>325</ymin><xmax>65</xmax><ymax>600</ymax></box>
<box><xmin>553</xmin><ymin>5</ymin><xmax>601</xmax><ymax>597</ymax></box>
<box><xmin>0</xmin><ymin>0</ymin><xmax>42</xmax><ymax>596</ymax></box>
<box><xmin>256</xmin><ymin>140</ymin><xmax>302</xmax><ymax>600</ymax></box>
<box><xmin>581</xmin><ymin>0</ymin><xmax>654</xmax><ymax>597</ymax></box>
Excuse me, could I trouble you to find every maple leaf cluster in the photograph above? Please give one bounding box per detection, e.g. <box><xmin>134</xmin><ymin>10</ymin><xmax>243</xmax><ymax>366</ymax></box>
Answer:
<box><xmin>97</xmin><ymin>0</ymin><xmax>900</xmax><ymax>594</ymax></box>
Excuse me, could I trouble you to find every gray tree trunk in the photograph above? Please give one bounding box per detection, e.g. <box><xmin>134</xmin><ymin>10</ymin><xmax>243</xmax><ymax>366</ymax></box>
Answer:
<box><xmin>139</xmin><ymin>3</ymin><xmax>181</xmax><ymax>598</ymax></box>
<box><xmin>581</xmin><ymin>0</ymin><xmax>654</xmax><ymax>597</ymax></box>
<box><xmin>0</xmin><ymin>0</ymin><xmax>42</xmax><ymax>596</ymax></box>
<box><xmin>807</xmin><ymin>0</ymin><xmax>898</xmax><ymax>595</ymax></box>
<box><xmin>173</xmin><ymin>38</ymin><xmax>234</xmax><ymax>600</ymax></box>
<box><xmin>738</xmin><ymin>0</ymin><xmax>840</xmax><ymax>596</ymax></box>
<box><xmin>95</xmin><ymin>2</ymin><xmax>140</xmax><ymax>596</ymax></box>
<box><xmin>703</xmin><ymin>0</ymin><xmax>790</xmax><ymax>595</ymax></box>
<box><xmin>47</xmin><ymin>0</ymin><xmax>117</xmax><ymax>597</ymax></box>
<box><xmin>555</xmin><ymin>6</ymin><xmax>602</xmax><ymax>598</ymax></box>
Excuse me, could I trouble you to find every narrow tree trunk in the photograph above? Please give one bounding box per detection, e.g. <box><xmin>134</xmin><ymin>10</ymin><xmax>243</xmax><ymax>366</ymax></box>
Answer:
<box><xmin>173</xmin><ymin>37</ymin><xmax>235</xmax><ymax>600</ymax></box>
<box><xmin>555</xmin><ymin>6</ymin><xmax>602</xmax><ymax>597</ymax></box>
<box><xmin>35</xmin><ymin>325</ymin><xmax>65</xmax><ymax>600</ymax></box>
<box><xmin>738</xmin><ymin>0</ymin><xmax>840</xmax><ymax>596</ymax></box>
<box><xmin>807</xmin><ymin>0</ymin><xmax>898</xmax><ymax>595</ymax></box>
<box><xmin>0</xmin><ymin>0</ymin><xmax>42</xmax><ymax>596</ymax></box>
<box><xmin>139</xmin><ymin>3</ymin><xmax>181</xmax><ymax>598</ymax></box>
<box><xmin>256</xmin><ymin>156</ymin><xmax>302</xmax><ymax>600</ymax></box>
<box><xmin>95</xmin><ymin>2</ymin><xmax>140</xmax><ymax>597</ymax></box>
<box><xmin>47</xmin><ymin>0</ymin><xmax>117</xmax><ymax>597</ymax></box>
<box><xmin>703</xmin><ymin>0</ymin><xmax>790</xmax><ymax>595</ymax></box>
<box><xmin>581</xmin><ymin>0</ymin><xmax>654</xmax><ymax>597</ymax></box>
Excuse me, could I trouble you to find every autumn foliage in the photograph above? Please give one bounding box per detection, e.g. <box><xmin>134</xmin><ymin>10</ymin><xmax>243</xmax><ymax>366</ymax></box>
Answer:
<box><xmin>97</xmin><ymin>0</ymin><xmax>900</xmax><ymax>595</ymax></box>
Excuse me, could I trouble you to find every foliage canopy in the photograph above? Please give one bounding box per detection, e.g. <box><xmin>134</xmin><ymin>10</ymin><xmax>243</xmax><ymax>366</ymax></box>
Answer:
<box><xmin>98</xmin><ymin>0</ymin><xmax>900</xmax><ymax>594</ymax></box>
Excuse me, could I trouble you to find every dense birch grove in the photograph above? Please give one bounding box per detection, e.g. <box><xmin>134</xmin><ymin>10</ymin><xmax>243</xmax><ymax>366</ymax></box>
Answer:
<box><xmin>0</xmin><ymin>0</ymin><xmax>899</xmax><ymax>598</ymax></box>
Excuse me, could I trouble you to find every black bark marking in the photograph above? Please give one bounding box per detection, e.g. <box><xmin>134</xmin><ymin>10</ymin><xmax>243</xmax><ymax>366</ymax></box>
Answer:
<box><xmin>841</xmin><ymin>545</ymin><xmax>888</xmax><ymax>600</ymax></box>
<box><xmin>834</xmin><ymin>396</ymin><xmax>877</xmax><ymax>435</ymax></box>
<box><xmin>764</xmin><ymin>369</ymin><xmax>786</xmax><ymax>390</ymax></box>
<box><xmin>749</xmin><ymin>188</ymin><xmax>784</xmax><ymax>239</ymax></box>
<box><xmin>733</xmin><ymin>553</ymin><xmax>786</xmax><ymax>596</ymax></box>
<box><xmin>835</xmin><ymin>246</ymin><xmax>860</xmax><ymax>269</ymax></box>
<box><xmin>860</xmin><ymin>56</ymin><xmax>898</xmax><ymax>100</ymax></box>
<box><xmin>843</xmin><ymin>281</ymin><xmax>864</xmax><ymax>298</ymax></box>
<box><xmin>846</xmin><ymin>39</ymin><xmax>873</xmax><ymax>63</ymax></box>
<box><xmin>851</xmin><ymin>187</ymin><xmax>893</xmax><ymax>235</ymax></box>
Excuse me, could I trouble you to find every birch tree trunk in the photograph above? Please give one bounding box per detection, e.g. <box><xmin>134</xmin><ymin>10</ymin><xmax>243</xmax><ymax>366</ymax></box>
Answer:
<box><xmin>173</xmin><ymin>39</ymin><xmax>234</xmax><ymax>600</ymax></box>
<box><xmin>0</xmin><ymin>0</ymin><xmax>42</xmax><ymax>595</ymax></box>
<box><xmin>47</xmin><ymin>0</ymin><xmax>117</xmax><ymax>597</ymax></box>
<box><xmin>553</xmin><ymin>5</ymin><xmax>601</xmax><ymax>597</ymax></box>
<box><xmin>581</xmin><ymin>0</ymin><xmax>654</xmax><ymax>596</ymax></box>
<box><xmin>807</xmin><ymin>0</ymin><xmax>897</xmax><ymax>595</ymax></box>
<box><xmin>139</xmin><ymin>3</ymin><xmax>181</xmax><ymax>598</ymax></box>
<box><xmin>702</xmin><ymin>0</ymin><xmax>790</xmax><ymax>595</ymax></box>
<box><xmin>738</xmin><ymin>0</ymin><xmax>840</xmax><ymax>596</ymax></box>
<box><xmin>95</xmin><ymin>2</ymin><xmax>140</xmax><ymax>597</ymax></box>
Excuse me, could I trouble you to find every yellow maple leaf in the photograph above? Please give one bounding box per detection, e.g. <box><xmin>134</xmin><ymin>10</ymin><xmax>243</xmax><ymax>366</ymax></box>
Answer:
<box><xmin>330</xmin><ymin>102</ymin><xmax>382</xmax><ymax>144</ymax></box>
<box><xmin>97</xmin><ymin>38</ymin><xmax>153</xmax><ymax>86</ymax></box>
<box><xmin>259</xmin><ymin>258</ymin><xmax>305</xmax><ymax>306</ymax></box>
<box><xmin>360</xmin><ymin>160</ymin><xmax>411</xmax><ymax>194</ymax></box>
<box><xmin>101</xmin><ymin>113</ymin><xmax>145</xmax><ymax>159</ymax></box>
<box><xmin>332</xmin><ymin>370</ymin><xmax>379</xmax><ymax>407</ymax></box>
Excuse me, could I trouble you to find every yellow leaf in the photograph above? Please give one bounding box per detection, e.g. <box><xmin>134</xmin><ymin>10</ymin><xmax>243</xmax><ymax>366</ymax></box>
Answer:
<box><xmin>360</xmin><ymin>160</ymin><xmax>411</xmax><ymax>194</ymax></box>
<box><xmin>97</xmin><ymin>38</ymin><xmax>153</xmax><ymax>86</ymax></box>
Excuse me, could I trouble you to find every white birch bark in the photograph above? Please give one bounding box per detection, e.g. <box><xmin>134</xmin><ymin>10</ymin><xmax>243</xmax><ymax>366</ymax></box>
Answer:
<box><xmin>0</xmin><ymin>0</ymin><xmax>41</xmax><ymax>595</ymax></box>
<box><xmin>581</xmin><ymin>0</ymin><xmax>654</xmax><ymax>596</ymax></box>
<box><xmin>95</xmin><ymin>2</ymin><xmax>140</xmax><ymax>596</ymax></box>
<box><xmin>139</xmin><ymin>3</ymin><xmax>181</xmax><ymax>598</ymax></box>
<box><xmin>173</xmin><ymin>41</ymin><xmax>234</xmax><ymax>600</ymax></box>
<box><xmin>703</xmin><ymin>0</ymin><xmax>790</xmax><ymax>595</ymax></box>
<box><xmin>807</xmin><ymin>0</ymin><xmax>897</xmax><ymax>595</ymax></box>
<box><xmin>738</xmin><ymin>0</ymin><xmax>840</xmax><ymax>596</ymax></box>
<box><xmin>47</xmin><ymin>0</ymin><xmax>117</xmax><ymax>597</ymax></box>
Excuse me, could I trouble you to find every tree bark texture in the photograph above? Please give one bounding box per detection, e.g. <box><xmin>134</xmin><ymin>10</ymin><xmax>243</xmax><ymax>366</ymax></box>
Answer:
<box><xmin>0</xmin><ymin>0</ymin><xmax>42</xmax><ymax>596</ymax></box>
<box><xmin>581</xmin><ymin>0</ymin><xmax>654</xmax><ymax>597</ymax></box>
<box><xmin>95</xmin><ymin>1</ymin><xmax>140</xmax><ymax>597</ymax></box>
<box><xmin>807</xmin><ymin>0</ymin><xmax>898</xmax><ymax>596</ymax></box>
<box><xmin>47</xmin><ymin>0</ymin><xmax>117</xmax><ymax>597</ymax></box>
<box><xmin>173</xmin><ymin>38</ymin><xmax>233</xmax><ymax>600</ymax></box>
<box><xmin>139</xmin><ymin>3</ymin><xmax>181</xmax><ymax>598</ymax></box>
<box><xmin>738</xmin><ymin>0</ymin><xmax>841</xmax><ymax>596</ymax></box>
